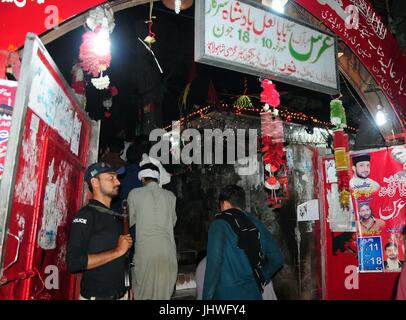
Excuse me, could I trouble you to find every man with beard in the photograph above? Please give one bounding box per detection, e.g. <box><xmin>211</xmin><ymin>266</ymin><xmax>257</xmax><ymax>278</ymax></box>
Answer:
<box><xmin>67</xmin><ymin>162</ymin><xmax>133</xmax><ymax>300</ymax></box>
<box><xmin>384</xmin><ymin>242</ymin><xmax>403</xmax><ymax>272</ymax></box>
<box><xmin>350</xmin><ymin>153</ymin><xmax>380</xmax><ymax>198</ymax></box>
<box><xmin>357</xmin><ymin>202</ymin><xmax>385</xmax><ymax>236</ymax></box>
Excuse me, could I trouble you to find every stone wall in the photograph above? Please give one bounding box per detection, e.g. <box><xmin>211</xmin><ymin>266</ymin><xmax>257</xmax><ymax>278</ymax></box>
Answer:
<box><xmin>165</xmin><ymin>112</ymin><xmax>331</xmax><ymax>299</ymax></box>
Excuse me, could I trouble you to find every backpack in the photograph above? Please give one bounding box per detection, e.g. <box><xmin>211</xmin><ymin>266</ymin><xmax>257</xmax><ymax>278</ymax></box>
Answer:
<box><xmin>215</xmin><ymin>208</ymin><xmax>267</xmax><ymax>293</ymax></box>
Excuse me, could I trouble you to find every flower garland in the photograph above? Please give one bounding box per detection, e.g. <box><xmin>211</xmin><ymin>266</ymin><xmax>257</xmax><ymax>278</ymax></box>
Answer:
<box><xmin>330</xmin><ymin>99</ymin><xmax>351</xmax><ymax>208</ymax></box>
<box><xmin>102</xmin><ymin>86</ymin><xmax>119</xmax><ymax>119</ymax></box>
<box><xmin>71</xmin><ymin>63</ymin><xmax>86</xmax><ymax>108</ymax></box>
<box><xmin>260</xmin><ymin>79</ymin><xmax>288</xmax><ymax>208</ymax></box>
<box><xmin>79</xmin><ymin>4</ymin><xmax>115</xmax><ymax>90</ymax></box>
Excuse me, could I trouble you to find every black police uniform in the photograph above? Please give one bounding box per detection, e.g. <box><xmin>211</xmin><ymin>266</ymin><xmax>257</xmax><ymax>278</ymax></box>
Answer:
<box><xmin>67</xmin><ymin>199</ymin><xmax>127</xmax><ymax>299</ymax></box>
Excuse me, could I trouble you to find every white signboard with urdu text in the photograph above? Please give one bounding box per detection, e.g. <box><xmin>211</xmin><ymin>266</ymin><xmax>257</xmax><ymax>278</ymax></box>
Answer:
<box><xmin>195</xmin><ymin>0</ymin><xmax>339</xmax><ymax>94</ymax></box>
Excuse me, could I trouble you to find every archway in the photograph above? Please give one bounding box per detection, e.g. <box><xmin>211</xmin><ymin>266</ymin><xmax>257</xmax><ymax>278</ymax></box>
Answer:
<box><xmin>0</xmin><ymin>0</ymin><xmax>404</xmax><ymax>138</ymax></box>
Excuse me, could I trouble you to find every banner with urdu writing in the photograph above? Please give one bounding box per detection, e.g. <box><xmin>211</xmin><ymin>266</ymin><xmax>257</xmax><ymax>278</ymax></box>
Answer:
<box><xmin>195</xmin><ymin>0</ymin><xmax>339</xmax><ymax>94</ymax></box>
<box><xmin>0</xmin><ymin>79</ymin><xmax>17</xmax><ymax>180</ymax></box>
<box><xmin>350</xmin><ymin>147</ymin><xmax>406</xmax><ymax>273</ymax></box>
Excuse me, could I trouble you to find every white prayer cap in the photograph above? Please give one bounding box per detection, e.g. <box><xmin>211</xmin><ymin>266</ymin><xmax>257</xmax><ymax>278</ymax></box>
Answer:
<box><xmin>139</xmin><ymin>153</ymin><xmax>171</xmax><ymax>186</ymax></box>
<box><xmin>138</xmin><ymin>163</ymin><xmax>160</xmax><ymax>181</ymax></box>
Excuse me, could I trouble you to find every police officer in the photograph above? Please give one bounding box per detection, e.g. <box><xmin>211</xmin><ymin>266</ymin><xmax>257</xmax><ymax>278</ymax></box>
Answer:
<box><xmin>67</xmin><ymin>162</ymin><xmax>133</xmax><ymax>300</ymax></box>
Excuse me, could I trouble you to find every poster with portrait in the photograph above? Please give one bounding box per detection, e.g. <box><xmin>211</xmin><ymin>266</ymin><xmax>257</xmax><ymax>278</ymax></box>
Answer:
<box><xmin>0</xmin><ymin>79</ymin><xmax>17</xmax><ymax>180</ymax></box>
<box><xmin>350</xmin><ymin>147</ymin><xmax>406</xmax><ymax>273</ymax></box>
<box><xmin>357</xmin><ymin>236</ymin><xmax>384</xmax><ymax>272</ymax></box>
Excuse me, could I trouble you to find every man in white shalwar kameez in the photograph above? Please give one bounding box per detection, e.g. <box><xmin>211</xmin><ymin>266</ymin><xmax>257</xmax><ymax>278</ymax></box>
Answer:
<box><xmin>128</xmin><ymin>162</ymin><xmax>178</xmax><ymax>300</ymax></box>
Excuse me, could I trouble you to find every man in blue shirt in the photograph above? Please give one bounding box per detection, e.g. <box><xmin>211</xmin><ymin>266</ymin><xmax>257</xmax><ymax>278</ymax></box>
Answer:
<box><xmin>203</xmin><ymin>185</ymin><xmax>284</xmax><ymax>300</ymax></box>
<box><xmin>111</xmin><ymin>144</ymin><xmax>143</xmax><ymax>214</ymax></box>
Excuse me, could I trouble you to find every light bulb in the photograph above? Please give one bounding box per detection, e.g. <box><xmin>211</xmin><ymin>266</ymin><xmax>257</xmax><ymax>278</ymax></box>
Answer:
<box><xmin>93</xmin><ymin>30</ymin><xmax>111</xmax><ymax>56</ymax></box>
<box><xmin>272</xmin><ymin>0</ymin><xmax>288</xmax><ymax>13</ymax></box>
<box><xmin>376</xmin><ymin>106</ymin><xmax>386</xmax><ymax>126</ymax></box>
<box><xmin>175</xmin><ymin>0</ymin><xmax>181</xmax><ymax>14</ymax></box>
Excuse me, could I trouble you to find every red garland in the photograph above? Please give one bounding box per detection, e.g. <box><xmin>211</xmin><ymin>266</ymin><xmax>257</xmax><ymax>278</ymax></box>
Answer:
<box><xmin>260</xmin><ymin>134</ymin><xmax>288</xmax><ymax>208</ymax></box>
<box><xmin>260</xmin><ymin>79</ymin><xmax>280</xmax><ymax>107</ymax></box>
<box><xmin>79</xmin><ymin>31</ymin><xmax>111</xmax><ymax>77</ymax></box>
<box><xmin>337</xmin><ymin>170</ymin><xmax>350</xmax><ymax>191</ymax></box>
<box><xmin>260</xmin><ymin>80</ymin><xmax>288</xmax><ymax>208</ymax></box>
<box><xmin>262</xmin><ymin>140</ymin><xmax>284</xmax><ymax>169</ymax></box>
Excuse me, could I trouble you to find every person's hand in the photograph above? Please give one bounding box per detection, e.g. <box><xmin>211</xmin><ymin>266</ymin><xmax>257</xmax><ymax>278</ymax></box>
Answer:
<box><xmin>128</xmin><ymin>289</ymin><xmax>134</xmax><ymax>300</ymax></box>
<box><xmin>116</xmin><ymin>234</ymin><xmax>133</xmax><ymax>256</ymax></box>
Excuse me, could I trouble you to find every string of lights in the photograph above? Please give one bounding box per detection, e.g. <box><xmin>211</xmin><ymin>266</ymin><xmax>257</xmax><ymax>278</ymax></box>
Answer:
<box><xmin>163</xmin><ymin>105</ymin><xmax>212</xmax><ymax>130</ymax></box>
<box><xmin>234</xmin><ymin>105</ymin><xmax>357</xmax><ymax>132</ymax></box>
<box><xmin>163</xmin><ymin>103</ymin><xmax>357</xmax><ymax>132</ymax></box>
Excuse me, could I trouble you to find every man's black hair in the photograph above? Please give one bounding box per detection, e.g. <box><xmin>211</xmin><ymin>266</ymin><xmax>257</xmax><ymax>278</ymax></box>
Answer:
<box><xmin>87</xmin><ymin>181</ymin><xmax>94</xmax><ymax>193</ymax></box>
<box><xmin>219</xmin><ymin>184</ymin><xmax>246</xmax><ymax>209</ymax></box>
<box><xmin>143</xmin><ymin>177</ymin><xmax>159</xmax><ymax>183</ymax></box>
<box><xmin>358</xmin><ymin>202</ymin><xmax>374</xmax><ymax>217</ymax></box>
<box><xmin>108</xmin><ymin>137</ymin><xmax>125</xmax><ymax>154</ymax></box>
<box><xmin>385</xmin><ymin>242</ymin><xmax>398</xmax><ymax>250</ymax></box>
<box><xmin>358</xmin><ymin>202</ymin><xmax>371</xmax><ymax>210</ymax></box>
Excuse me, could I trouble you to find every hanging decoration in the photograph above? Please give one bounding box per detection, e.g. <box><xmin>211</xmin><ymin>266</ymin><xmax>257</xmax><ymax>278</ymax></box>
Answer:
<box><xmin>71</xmin><ymin>62</ymin><xmax>86</xmax><ymax>108</ymax></box>
<box><xmin>234</xmin><ymin>95</ymin><xmax>253</xmax><ymax>110</ymax></box>
<box><xmin>233</xmin><ymin>78</ymin><xmax>253</xmax><ymax>111</ymax></box>
<box><xmin>144</xmin><ymin>1</ymin><xmax>156</xmax><ymax>45</ymax></box>
<box><xmin>79</xmin><ymin>30</ymin><xmax>111</xmax><ymax>76</ymax></box>
<box><xmin>260</xmin><ymin>79</ymin><xmax>280</xmax><ymax>108</ymax></box>
<box><xmin>102</xmin><ymin>85</ymin><xmax>118</xmax><ymax>119</ymax></box>
<box><xmin>260</xmin><ymin>79</ymin><xmax>288</xmax><ymax>208</ymax></box>
<box><xmin>133</xmin><ymin>1</ymin><xmax>177</xmax><ymax>75</ymax></box>
<box><xmin>86</xmin><ymin>5</ymin><xmax>115</xmax><ymax>33</ymax></box>
<box><xmin>330</xmin><ymin>98</ymin><xmax>347</xmax><ymax>130</ymax></box>
<box><xmin>179</xmin><ymin>62</ymin><xmax>196</xmax><ymax>115</ymax></box>
<box><xmin>102</xmin><ymin>97</ymin><xmax>112</xmax><ymax>118</ymax></box>
<box><xmin>207</xmin><ymin>80</ymin><xmax>218</xmax><ymax>106</ymax></box>
<box><xmin>330</xmin><ymin>99</ymin><xmax>351</xmax><ymax>208</ymax></box>
<box><xmin>79</xmin><ymin>4</ymin><xmax>115</xmax><ymax>90</ymax></box>
<box><xmin>180</xmin><ymin>82</ymin><xmax>192</xmax><ymax>110</ymax></box>
<box><xmin>137</xmin><ymin>37</ymin><xmax>163</xmax><ymax>74</ymax></box>
<box><xmin>90</xmin><ymin>72</ymin><xmax>110</xmax><ymax>90</ymax></box>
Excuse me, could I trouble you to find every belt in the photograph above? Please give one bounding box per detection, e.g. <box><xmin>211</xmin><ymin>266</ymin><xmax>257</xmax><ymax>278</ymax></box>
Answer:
<box><xmin>82</xmin><ymin>289</ymin><xmax>127</xmax><ymax>300</ymax></box>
